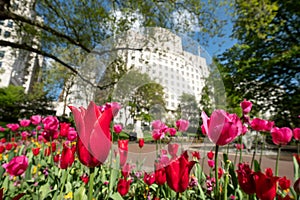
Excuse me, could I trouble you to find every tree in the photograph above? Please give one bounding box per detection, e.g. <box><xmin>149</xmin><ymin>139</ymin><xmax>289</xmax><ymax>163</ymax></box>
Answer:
<box><xmin>177</xmin><ymin>93</ymin><xmax>200</xmax><ymax>133</ymax></box>
<box><xmin>0</xmin><ymin>84</ymin><xmax>54</xmax><ymax>122</ymax></box>
<box><xmin>218</xmin><ymin>0</ymin><xmax>300</xmax><ymax>127</ymax></box>
<box><xmin>0</xmin><ymin>0</ymin><xmax>231</xmax><ymax>92</ymax></box>
<box><xmin>129</xmin><ymin>80</ymin><xmax>165</xmax><ymax>124</ymax></box>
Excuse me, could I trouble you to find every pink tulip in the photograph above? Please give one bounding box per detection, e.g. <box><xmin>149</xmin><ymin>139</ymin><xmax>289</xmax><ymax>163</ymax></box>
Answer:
<box><xmin>240</xmin><ymin>99</ymin><xmax>252</xmax><ymax>115</ymax></box>
<box><xmin>67</xmin><ymin>127</ymin><xmax>77</xmax><ymax>141</ymax></box>
<box><xmin>69</xmin><ymin>101</ymin><xmax>119</xmax><ymax>167</ymax></box>
<box><xmin>167</xmin><ymin>128</ymin><xmax>177</xmax><ymax>136</ymax></box>
<box><xmin>201</xmin><ymin>110</ymin><xmax>243</xmax><ymax>146</ymax></box>
<box><xmin>294</xmin><ymin>128</ymin><xmax>300</xmax><ymax>141</ymax></box>
<box><xmin>168</xmin><ymin>143</ymin><xmax>179</xmax><ymax>158</ymax></box>
<box><xmin>30</xmin><ymin>115</ymin><xmax>42</xmax><ymax>125</ymax></box>
<box><xmin>20</xmin><ymin>119</ymin><xmax>31</xmax><ymax>127</ymax></box>
<box><xmin>2</xmin><ymin>155</ymin><xmax>28</xmax><ymax>176</ymax></box>
<box><xmin>113</xmin><ymin>124</ymin><xmax>123</xmax><ymax>134</ymax></box>
<box><xmin>208</xmin><ymin>160</ymin><xmax>215</xmax><ymax>168</ymax></box>
<box><xmin>176</xmin><ymin>119</ymin><xmax>189</xmax><ymax>132</ymax></box>
<box><xmin>42</xmin><ymin>116</ymin><xmax>59</xmax><ymax>131</ymax></box>
<box><xmin>271</xmin><ymin>127</ymin><xmax>293</xmax><ymax>146</ymax></box>
<box><xmin>6</xmin><ymin>124</ymin><xmax>19</xmax><ymax>131</ymax></box>
<box><xmin>250</xmin><ymin>118</ymin><xmax>274</xmax><ymax>132</ymax></box>
<box><xmin>151</xmin><ymin>120</ymin><xmax>164</xmax><ymax>130</ymax></box>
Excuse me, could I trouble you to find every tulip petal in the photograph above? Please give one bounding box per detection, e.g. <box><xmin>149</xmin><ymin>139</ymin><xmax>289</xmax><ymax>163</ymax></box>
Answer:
<box><xmin>208</xmin><ymin>110</ymin><xmax>226</xmax><ymax>144</ymax></box>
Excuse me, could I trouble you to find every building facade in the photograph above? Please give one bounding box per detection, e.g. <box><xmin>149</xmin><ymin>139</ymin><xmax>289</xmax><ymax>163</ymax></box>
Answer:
<box><xmin>0</xmin><ymin>1</ymin><xmax>43</xmax><ymax>93</ymax></box>
<box><xmin>56</xmin><ymin>28</ymin><xmax>210</xmax><ymax>127</ymax></box>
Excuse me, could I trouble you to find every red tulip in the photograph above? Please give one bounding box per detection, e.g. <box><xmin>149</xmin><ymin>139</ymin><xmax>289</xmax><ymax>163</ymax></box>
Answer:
<box><xmin>69</xmin><ymin>101</ymin><xmax>119</xmax><ymax>167</ymax></box>
<box><xmin>278</xmin><ymin>176</ymin><xmax>291</xmax><ymax>190</ymax></box>
<box><xmin>0</xmin><ymin>138</ymin><xmax>6</xmax><ymax>143</ymax></box>
<box><xmin>138</xmin><ymin>138</ymin><xmax>144</xmax><ymax>148</ymax></box>
<box><xmin>192</xmin><ymin>151</ymin><xmax>200</xmax><ymax>160</ymax></box>
<box><xmin>253</xmin><ymin>168</ymin><xmax>279</xmax><ymax>200</ymax></box>
<box><xmin>271</xmin><ymin>127</ymin><xmax>293</xmax><ymax>146</ymax></box>
<box><xmin>117</xmin><ymin>178</ymin><xmax>131</xmax><ymax>196</ymax></box>
<box><xmin>201</xmin><ymin>110</ymin><xmax>243</xmax><ymax>146</ymax></box>
<box><xmin>236</xmin><ymin>163</ymin><xmax>256</xmax><ymax>194</ymax></box>
<box><xmin>59</xmin><ymin>143</ymin><xmax>76</xmax><ymax>169</ymax></box>
<box><xmin>32</xmin><ymin>147</ymin><xmax>40</xmax><ymax>156</ymax></box>
<box><xmin>60</xmin><ymin>122</ymin><xmax>70</xmax><ymax>137</ymax></box>
<box><xmin>240</xmin><ymin>99</ymin><xmax>252</xmax><ymax>115</ymax></box>
<box><xmin>44</xmin><ymin>147</ymin><xmax>51</xmax><ymax>156</ymax></box>
<box><xmin>0</xmin><ymin>145</ymin><xmax>5</xmax><ymax>153</ymax></box>
<box><xmin>293</xmin><ymin>128</ymin><xmax>300</xmax><ymax>141</ymax></box>
<box><xmin>208</xmin><ymin>160</ymin><xmax>215</xmax><ymax>168</ymax></box>
<box><xmin>144</xmin><ymin>172</ymin><xmax>155</xmax><ymax>186</ymax></box>
<box><xmin>165</xmin><ymin>151</ymin><xmax>196</xmax><ymax>193</ymax></box>
<box><xmin>118</xmin><ymin>140</ymin><xmax>129</xmax><ymax>167</ymax></box>
<box><xmin>5</xmin><ymin>143</ymin><xmax>13</xmax><ymax>151</ymax></box>
<box><xmin>168</xmin><ymin>143</ymin><xmax>179</xmax><ymax>158</ymax></box>
<box><xmin>250</xmin><ymin>118</ymin><xmax>274</xmax><ymax>132</ymax></box>
<box><xmin>2</xmin><ymin>155</ymin><xmax>28</xmax><ymax>176</ymax></box>
<box><xmin>155</xmin><ymin>162</ymin><xmax>166</xmax><ymax>185</ymax></box>
<box><xmin>176</xmin><ymin>119</ymin><xmax>189</xmax><ymax>132</ymax></box>
<box><xmin>53</xmin><ymin>154</ymin><xmax>60</xmax><ymax>163</ymax></box>
<box><xmin>207</xmin><ymin>150</ymin><xmax>214</xmax><ymax>160</ymax></box>
<box><xmin>113</xmin><ymin>124</ymin><xmax>123</xmax><ymax>134</ymax></box>
<box><xmin>81</xmin><ymin>174</ymin><xmax>89</xmax><ymax>184</ymax></box>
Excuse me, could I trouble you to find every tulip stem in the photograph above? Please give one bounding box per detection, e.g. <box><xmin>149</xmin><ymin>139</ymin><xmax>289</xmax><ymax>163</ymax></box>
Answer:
<box><xmin>176</xmin><ymin>192</ymin><xmax>180</xmax><ymax>199</ymax></box>
<box><xmin>239</xmin><ymin>136</ymin><xmax>243</xmax><ymax>163</ymax></box>
<box><xmin>275</xmin><ymin>145</ymin><xmax>281</xmax><ymax>176</ymax></box>
<box><xmin>88</xmin><ymin>167</ymin><xmax>95</xmax><ymax>200</ymax></box>
<box><xmin>259</xmin><ymin>135</ymin><xmax>265</xmax><ymax>166</ymax></box>
<box><xmin>214</xmin><ymin>145</ymin><xmax>220</xmax><ymax>200</ymax></box>
<box><xmin>251</xmin><ymin>131</ymin><xmax>259</xmax><ymax>169</ymax></box>
<box><xmin>58</xmin><ymin>168</ymin><xmax>69</xmax><ymax>200</ymax></box>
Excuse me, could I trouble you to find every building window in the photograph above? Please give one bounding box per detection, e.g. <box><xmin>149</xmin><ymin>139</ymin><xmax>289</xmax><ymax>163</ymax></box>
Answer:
<box><xmin>0</xmin><ymin>20</ymin><xmax>4</xmax><ymax>25</ymax></box>
<box><xmin>0</xmin><ymin>51</ymin><xmax>5</xmax><ymax>58</ymax></box>
<box><xmin>0</xmin><ymin>62</ymin><xmax>2</xmax><ymax>68</ymax></box>
<box><xmin>7</xmin><ymin>21</ymin><xmax>13</xmax><ymax>28</ymax></box>
<box><xmin>4</xmin><ymin>31</ymin><xmax>11</xmax><ymax>38</ymax></box>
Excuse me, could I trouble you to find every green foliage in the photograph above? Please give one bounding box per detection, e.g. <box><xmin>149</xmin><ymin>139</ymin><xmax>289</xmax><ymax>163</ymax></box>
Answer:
<box><xmin>218</xmin><ymin>0</ymin><xmax>300</xmax><ymax>126</ymax></box>
<box><xmin>178</xmin><ymin>93</ymin><xmax>200</xmax><ymax>133</ymax></box>
<box><xmin>0</xmin><ymin>84</ymin><xmax>54</xmax><ymax>122</ymax></box>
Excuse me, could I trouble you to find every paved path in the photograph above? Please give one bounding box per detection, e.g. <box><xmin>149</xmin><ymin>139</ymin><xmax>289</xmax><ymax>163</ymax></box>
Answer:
<box><xmin>123</xmin><ymin>142</ymin><xmax>295</xmax><ymax>181</ymax></box>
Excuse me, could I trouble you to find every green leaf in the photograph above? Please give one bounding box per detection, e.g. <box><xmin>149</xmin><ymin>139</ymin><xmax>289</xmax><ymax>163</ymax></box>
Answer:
<box><xmin>293</xmin><ymin>156</ymin><xmax>299</xmax><ymax>181</ymax></box>
<box><xmin>39</xmin><ymin>183</ymin><xmax>51</xmax><ymax>199</ymax></box>
<box><xmin>110</xmin><ymin>192</ymin><xmax>124</xmax><ymax>200</ymax></box>
<box><xmin>229</xmin><ymin>162</ymin><xmax>238</xmax><ymax>188</ymax></box>
<box><xmin>74</xmin><ymin>185</ymin><xmax>87</xmax><ymax>200</ymax></box>
<box><xmin>253</xmin><ymin>160</ymin><xmax>261</xmax><ymax>172</ymax></box>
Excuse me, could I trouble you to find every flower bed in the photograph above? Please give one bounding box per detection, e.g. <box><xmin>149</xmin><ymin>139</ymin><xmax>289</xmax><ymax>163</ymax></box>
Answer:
<box><xmin>0</xmin><ymin>100</ymin><xmax>299</xmax><ymax>200</ymax></box>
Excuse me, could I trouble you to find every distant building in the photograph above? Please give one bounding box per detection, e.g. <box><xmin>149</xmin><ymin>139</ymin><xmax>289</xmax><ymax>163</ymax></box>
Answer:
<box><xmin>0</xmin><ymin>0</ymin><xmax>43</xmax><ymax>93</ymax></box>
<box><xmin>56</xmin><ymin>28</ymin><xmax>210</xmax><ymax>125</ymax></box>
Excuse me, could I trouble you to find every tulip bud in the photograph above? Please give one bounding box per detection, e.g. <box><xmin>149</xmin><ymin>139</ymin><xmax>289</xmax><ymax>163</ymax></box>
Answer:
<box><xmin>113</xmin><ymin>124</ymin><xmax>123</xmax><ymax>134</ymax></box>
<box><xmin>294</xmin><ymin>178</ymin><xmax>300</xmax><ymax>194</ymax></box>
<box><xmin>138</xmin><ymin>138</ymin><xmax>144</xmax><ymax>148</ymax></box>
<box><xmin>240</xmin><ymin>99</ymin><xmax>252</xmax><ymax>115</ymax></box>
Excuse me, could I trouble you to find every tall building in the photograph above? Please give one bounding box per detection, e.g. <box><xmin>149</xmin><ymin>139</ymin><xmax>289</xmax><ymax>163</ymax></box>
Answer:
<box><xmin>58</xmin><ymin>28</ymin><xmax>210</xmax><ymax>127</ymax></box>
<box><xmin>0</xmin><ymin>0</ymin><xmax>43</xmax><ymax>93</ymax></box>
